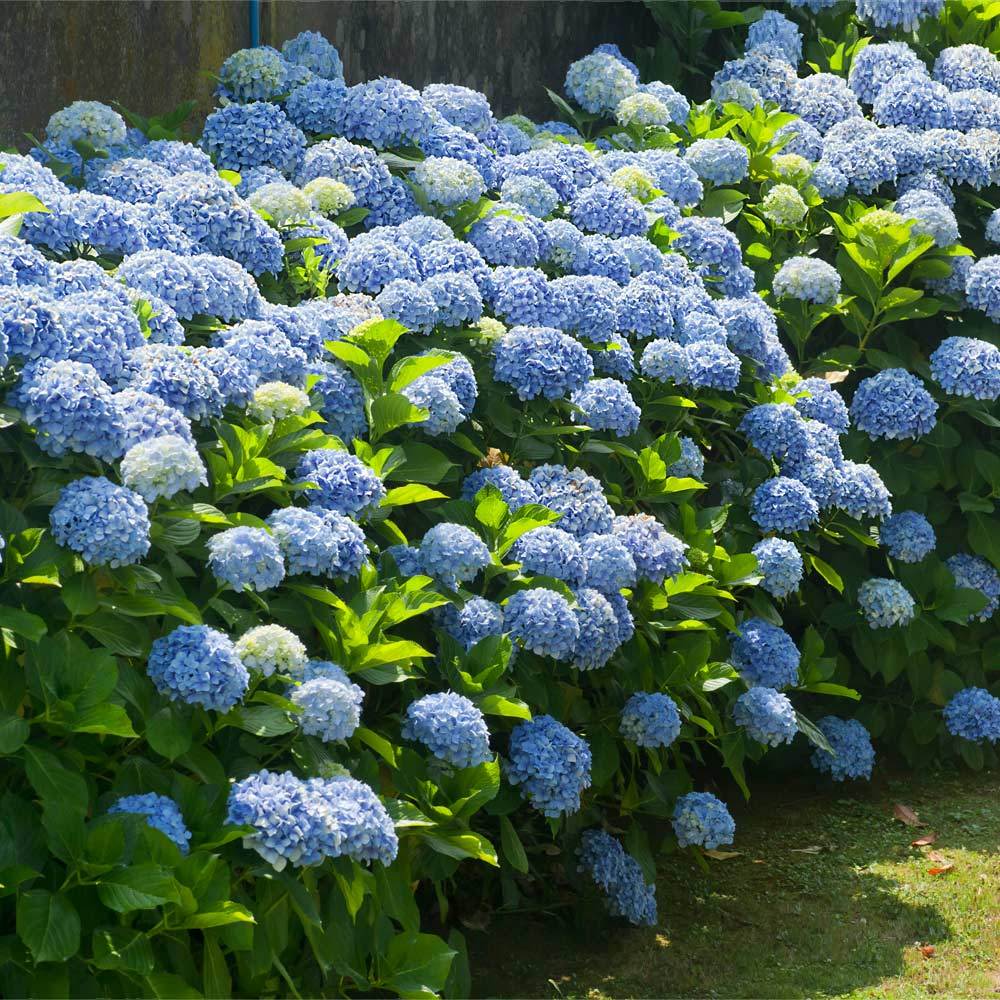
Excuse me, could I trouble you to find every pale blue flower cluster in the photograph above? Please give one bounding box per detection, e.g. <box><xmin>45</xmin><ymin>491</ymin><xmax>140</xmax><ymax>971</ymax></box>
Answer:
<box><xmin>505</xmin><ymin>587</ymin><xmax>579</xmax><ymax>660</ymax></box>
<box><xmin>571</xmin><ymin>587</ymin><xmax>622</xmax><ymax>670</ymax></box>
<box><xmin>733</xmin><ymin>687</ymin><xmax>797</xmax><ymax>746</ymax></box>
<box><xmin>685</xmin><ymin>139</ymin><xmax>750</xmax><ymax>185</ymax></box>
<box><xmin>943</xmin><ymin>687</ymin><xmax>1000</xmax><ymax>742</ymax></box>
<box><xmin>109</xmin><ymin>793</ymin><xmax>192</xmax><ymax>854</ymax></box>
<box><xmin>147</xmin><ymin>625</ymin><xmax>249</xmax><ymax>711</ymax></box>
<box><xmin>207</xmin><ymin>527</ymin><xmax>285</xmax><ymax>592</ymax></box>
<box><xmin>296</xmin><ymin>449</ymin><xmax>386</xmax><ymax>518</ymax></box>
<box><xmin>202</xmin><ymin>102</ymin><xmax>306</xmax><ymax>174</ymax></box>
<box><xmin>773</xmin><ymin>256</ymin><xmax>841</xmax><ymax>304</ymax></box>
<box><xmin>462</xmin><ymin>465</ymin><xmax>537</xmax><ymax>509</ymax></box>
<box><xmin>419</xmin><ymin>522</ymin><xmax>491</xmax><ymax>587</ymax></box>
<box><xmin>929</xmin><ymin>336</ymin><xmax>1000</xmax><ymax>400</ymax></box>
<box><xmin>235</xmin><ymin>624</ymin><xmax>308</xmax><ymax>677</ymax></box>
<box><xmin>438</xmin><ymin>598</ymin><xmax>505</xmax><ymax>650</ymax></box>
<box><xmin>730</xmin><ymin>618</ymin><xmax>800</xmax><ymax>689</ymax></box>
<box><xmin>289</xmin><ymin>661</ymin><xmax>364</xmax><ymax>742</ymax></box>
<box><xmin>267</xmin><ymin>507</ymin><xmax>367</xmax><ymax>579</ymax></box>
<box><xmin>580</xmin><ymin>533</ymin><xmax>637</xmax><ymax>594</ymax></box>
<box><xmin>507</xmin><ymin>714</ymin><xmax>592</xmax><ymax>817</ymax></box>
<box><xmin>493</xmin><ymin>325</ymin><xmax>594</xmax><ymax>401</ymax></box>
<box><xmin>751</xmin><ymin>476</ymin><xmax>819</xmax><ymax>533</ymax></box>
<box><xmin>836</xmin><ymin>461</ymin><xmax>893</xmax><ymax>520</ymax></box>
<box><xmin>668</xmin><ymin>436</ymin><xmax>705</xmax><ymax>480</ymax></box>
<box><xmin>120</xmin><ymin>434</ymin><xmax>207</xmax><ymax>502</ymax></box>
<box><xmin>512</xmin><ymin>527</ymin><xmax>586</xmax><ymax>585</ymax></box>
<box><xmin>793</xmin><ymin>378</ymin><xmax>850</xmax><ymax>433</ymax></box>
<box><xmin>811</xmin><ymin>717</ymin><xmax>875</xmax><ymax>781</ymax></box>
<box><xmin>672</xmin><ymin>791</ymin><xmax>736</xmax><ymax>849</ymax></box>
<box><xmin>50</xmin><ymin>476</ymin><xmax>150</xmax><ymax>567</ymax></box>
<box><xmin>946</xmin><ymin>553</ymin><xmax>1000</xmax><ymax>621</ymax></box>
<box><xmin>858</xmin><ymin>578</ymin><xmax>916</xmax><ymax>628</ymax></box>
<box><xmin>740</xmin><ymin>403</ymin><xmax>809</xmax><ymax>461</ymax></box>
<box><xmin>226</xmin><ymin>770</ymin><xmax>397</xmax><ymax>869</ymax></box>
<box><xmin>855</xmin><ymin>0</ymin><xmax>944</xmax><ymax>31</ymax></box>
<box><xmin>577</xmin><ymin>829</ymin><xmax>657</xmax><ymax>926</ymax></box>
<box><xmin>752</xmin><ymin>538</ymin><xmax>804</xmax><ymax>598</ymax></box>
<box><xmin>850</xmin><ymin>368</ymin><xmax>938</xmax><ymax>440</ymax></box>
<box><xmin>879</xmin><ymin>511</ymin><xmax>936</xmax><ymax>563</ymax></box>
<box><xmin>608</xmin><ymin>513</ymin><xmax>686</xmax><ymax>584</ymax></box>
<box><xmin>564</xmin><ymin>52</ymin><xmax>638</xmax><ymax>114</ymax></box>
<box><xmin>620</xmin><ymin>691</ymin><xmax>681</xmax><ymax>749</ymax></box>
<box><xmin>570</xmin><ymin>378</ymin><xmax>641</xmax><ymax>437</ymax></box>
<box><xmin>402</xmin><ymin>692</ymin><xmax>491</xmax><ymax>767</ymax></box>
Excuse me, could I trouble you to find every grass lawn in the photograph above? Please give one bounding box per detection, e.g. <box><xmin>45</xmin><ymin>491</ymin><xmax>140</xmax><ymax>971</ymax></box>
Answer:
<box><xmin>470</xmin><ymin>768</ymin><xmax>1000</xmax><ymax>999</ymax></box>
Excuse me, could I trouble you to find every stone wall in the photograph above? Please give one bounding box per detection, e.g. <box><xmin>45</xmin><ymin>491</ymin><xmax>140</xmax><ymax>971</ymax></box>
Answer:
<box><xmin>0</xmin><ymin>0</ymin><xmax>653</xmax><ymax>148</ymax></box>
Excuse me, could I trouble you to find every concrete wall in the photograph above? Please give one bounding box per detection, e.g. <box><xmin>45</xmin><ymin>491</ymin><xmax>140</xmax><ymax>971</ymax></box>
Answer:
<box><xmin>0</xmin><ymin>1</ymin><xmax>654</xmax><ymax>148</ymax></box>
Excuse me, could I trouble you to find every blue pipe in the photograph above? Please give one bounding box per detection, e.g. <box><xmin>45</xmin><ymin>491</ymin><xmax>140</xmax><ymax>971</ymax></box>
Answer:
<box><xmin>249</xmin><ymin>0</ymin><xmax>260</xmax><ymax>47</ymax></box>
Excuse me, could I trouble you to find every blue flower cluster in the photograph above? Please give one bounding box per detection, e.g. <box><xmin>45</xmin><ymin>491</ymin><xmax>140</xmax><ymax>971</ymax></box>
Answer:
<box><xmin>507</xmin><ymin>715</ymin><xmax>592</xmax><ymax>817</ymax></box>
<box><xmin>672</xmin><ymin>791</ymin><xmax>736</xmax><ymax>850</ymax></box>
<box><xmin>850</xmin><ymin>369</ymin><xmax>938</xmax><ymax>440</ymax></box>
<box><xmin>730</xmin><ymin>618</ymin><xmax>800</xmax><ymax>689</ymax></box>
<box><xmin>943</xmin><ymin>687</ymin><xmax>1000</xmax><ymax>743</ymax></box>
<box><xmin>752</xmin><ymin>538</ymin><xmax>804</xmax><ymax>598</ymax></box>
<box><xmin>402</xmin><ymin>692</ymin><xmax>492</xmax><ymax>768</ymax></box>
<box><xmin>811</xmin><ymin>717</ymin><xmax>875</xmax><ymax>781</ymax></box>
<box><xmin>733</xmin><ymin>687</ymin><xmax>798</xmax><ymax>746</ymax></box>
<box><xmin>577</xmin><ymin>829</ymin><xmax>657</xmax><ymax>926</ymax></box>
<box><xmin>50</xmin><ymin>476</ymin><xmax>149</xmax><ymax>567</ymax></box>
<box><xmin>289</xmin><ymin>661</ymin><xmax>364</xmax><ymax>742</ymax></box>
<box><xmin>108</xmin><ymin>793</ymin><xmax>192</xmax><ymax>854</ymax></box>
<box><xmin>207</xmin><ymin>527</ymin><xmax>286</xmax><ymax>592</ymax></box>
<box><xmin>147</xmin><ymin>625</ymin><xmax>249</xmax><ymax>712</ymax></box>
<box><xmin>858</xmin><ymin>578</ymin><xmax>916</xmax><ymax>628</ymax></box>
<box><xmin>879</xmin><ymin>511</ymin><xmax>936</xmax><ymax>563</ymax></box>
<box><xmin>620</xmin><ymin>692</ymin><xmax>681</xmax><ymax>749</ymax></box>
<box><xmin>296</xmin><ymin>449</ymin><xmax>386</xmax><ymax>518</ymax></box>
<box><xmin>946</xmin><ymin>553</ymin><xmax>1000</xmax><ymax>622</ymax></box>
<box><xmin>226</xmin><ymin>770</ymin><xmax>397</xmax><ymax>870</ymax></box>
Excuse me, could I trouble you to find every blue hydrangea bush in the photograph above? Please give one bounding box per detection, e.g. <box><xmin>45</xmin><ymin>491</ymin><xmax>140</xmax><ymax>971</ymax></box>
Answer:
<box><xmin>0</xmin><ymin>4</ymin><xmax>998</xmax><ymax>994</ymax></box>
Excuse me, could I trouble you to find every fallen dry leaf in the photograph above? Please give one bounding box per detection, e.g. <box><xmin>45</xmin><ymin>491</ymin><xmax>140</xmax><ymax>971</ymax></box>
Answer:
<box><xmin>893</xmin><ymin>803</ymin><xmax>926</xmax><ymax>827</ymax></box>
<box><xmin>821</xmin><ymin>369</ymin><xmax>850</xmax><ymax>384</ymax></box>
<box><xmin>918</xmin><ymin>945</ymin><xmax>935</xmax><ymax>959</ymax></box>
<box><xmin>790</xmin><ymin>845</ymin><xmax>823</xmax><ymax>854</ymax></box>
<box><xmin>911</xmin><ymin>832</ymin><xmax>938</xmax><ymax>847</ymax></box>
<box><xmin>927</xmin><ymin>852</ymin><xmax>955</xmax><ymax>875</ymax></box>
<box><xmin>704</xmin><ymin>849</ymin><xmax>742</xmax><ymax>860</ymax></box>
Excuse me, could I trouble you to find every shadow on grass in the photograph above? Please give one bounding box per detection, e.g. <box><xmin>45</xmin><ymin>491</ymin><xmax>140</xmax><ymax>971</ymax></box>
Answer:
<box><xmin>469</xmin><ymin>769</ymin><xmax>1000</xmax><ymax>999</ymax></box>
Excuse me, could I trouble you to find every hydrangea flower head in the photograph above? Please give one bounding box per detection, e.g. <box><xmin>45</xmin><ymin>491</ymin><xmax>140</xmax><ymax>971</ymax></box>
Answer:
<box><xmin>267</xmin><ymin>507</ymin><xmax>366</xmax><ymax>579</ymax></box>
<box><xmin>620</xmin><ymin>692</ymin><xmax>681</xmax><ymax>749</ymax></box>
<box><xmin>734</xmin><ymin>687</ymin><xmax>797</xmax><ymax>746</ymax></box>
<box><xmin>493</xmin><ymin>325</ymin><xmax>594</xmax><ymax>401</ymax></box>
<box><xmin>564</xmin><ymin>52</ymin><xmax>638</xmax><ymax>114</ymax></box>
<box><xmin>793</xmin><ymin>377</ymin><xmax>850</xmax><ymax>433</ymax></box>
<box><xmin>752</xmin><ymin>538</ymin><xmax>804</xmax><ymax>598</ymax></box>
<box><xmin>46</xmin><ymin>101</ymin><xmax>127</xmax><ymax>148</ymax></box>
<box><xmin>289</xmin><ymin>664</ymin><xmax>364</xmax><ymax>742</ymax></box>
<box><xmin>577</xmin><ymin>829</ymin><xmax>657</xmax><ymax>927</ymax></box>
<box><xmin>761</xmin><ymin>184</ymin><xmax>808</xmax><ymax>226</ymax></box>
<box><xmin>879</xmin><ymin>511</ymin><xmax>936</xmax><ymax>563</ymax></box>
<box><xmin>811</xmin><ymin>717</ymin><xmax>875</xmax><ymax>780</ymax></box>
<box><xmin>403</xmin><ymin>376</ymin><xmax>465</xmax><ymax>436</ymax></box>
<box><xmin>282</xmin><ymin>31</ymin><xmax>344</xmax><ymax>80</ymax></box>
<box><xmin>730</xmin><ymin>618</ymin><xmax>800</xmax><ymax>689</ymax></box>
<box><xmin>438</xmin><ymin>598</ymin><xmax>505</xmax><ymax>650</ymax></box>
<box><xmin>296</xmin><ymin>449</ymin><xmax>386</xmax><ymax>518</ymax></box>
<box><xmin>929</xmin><ymin>336</ymin><xmax>1000</xmax><ymax>400</ymax></box>
<box><xmin>235</xmin><ymin>624</ymin><xmax>308</xmax><ymax>677</ymax></box>
<box><xmin>412</xmin><ymin>156</ymin><xmax>485</xmax><ymax>209</ymax></box>
<box><xmin>507</xmin><ymin>715</ymin><xmax>592</xmax><ymax>817</ymax></box>
<box><xmin>946</xmin><ymin>553</ymin><xmax>1000</xmax><ymax>622</ymax></box>
<box><xmin>943</xmin><ymin>687</ymin><xmax>1000</xmax><ymax>742</ymax></box>
<box><xmin>850</xmin><ymin>368</ymin><xmax>937</xmax><ymax>440</ymax></box>
<box><xmin>148</xmin><ymin>625</ymin><xmax>249</xmax><ymax>711</ymax></box>
<box><xmin>119</xmin><ymin>430</ymin><xmax>207</xmax><ymax>502</ymax></box>
<box><xmin>672</xmin><ymin>792</ymin><xmax>735</xmax><ymax>849</ymax></box>
<box><xmin>751</xmin><ymin>476</ymin><xmax>820</xmax><ymax>533</ymax></box>
<box><xmin>858</xmin><ymin>578</ymin><xmax>916</xmax><ymax>628</ymax></box>
<box><xmin>570</xmin><ymin>378</ymin><xmax>641</xmax><ymax>437</ymax></box>
<box><xmin>50</xmin><ymin>476</ymin><xmax>149</xmax><ymax>567</ymax></box>
<box><xmin>581</xmin><ymin>533</ymin><xmax>638</xmax><ymax>594</ymax></box>
<box><xmin>505</xmin><ymin>588</ymin><xmax>580</xmax><ymax>659</ymax></box>
<box><xmin>512</xmin><ymin>527</ymin><xmax>586</xmax><ymax>585</ymax></box>
<box><xmin>419</xmin><ymin>523</ymin><xmax>491</xmax><ymax>587</ymax></box>
<box><xmin>402</xmin><ymin>692</ymin><xmax>491</xmax><ymax>768</ymax></box>
<box><xmin>462</xmin><ymin>466</ymin><xmax>537</xmax><ymax>509</ymax></box>
<box><xmin>773</xmin><ymin>256</ymin><xmax>841</xmax><ymax>304</ymax></box>
<box><xmin>856</xmin><ymin>0</ymin><xmax>944</xmax><ymax>31</ymax></box>
<box><xmin>207</xmin><ymin>527</ymin><xmax>285</xmax><ymax>592</ymax></box>
<box><xmin>612</xmin><ymin>514</ymin><xmax>687</xmax><ymax>584</ymax></box>
<box><xmin>571</xmin><ymin>587</ymin><xmax>622</xmax><ymax>671</ymax></box>
<box><xmin>109</xmin><ymin>794</ymin><xmax>191</xmax><ymax>854</ymax></box>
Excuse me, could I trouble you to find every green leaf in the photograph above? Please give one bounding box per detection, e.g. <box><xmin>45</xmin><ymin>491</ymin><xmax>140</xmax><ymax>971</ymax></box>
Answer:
<box><xmin>97</xmin><ymin>864</ymin><xmax>181</xmax><ymax>912</ymax></box>
<box><xmin>146</xmin><ymin>706</ymin><xmax>193</xmax><ymax>760</ymax></box>
<box><xmin>146</xmin><ymin>973</ymin><xmax>203</xmax><ymax>999</ymax></box>
<box><xmin>70</xmin><ymin>703</ymin><xmax>137</xmax><ymax>737</ymax></box>
<box><xmin>381</xmin><ymin>932</ymin><xmax>457</xmax><ymax>999</ymax></box>
<box><xmin>23</xmin><ymin>746</ymin><xmax>88</xmax><ymax>815</ymax></box>
<box><xmin>800</xmin><ymin>682</ymin><xmax>861</xmax><ymax>700</ymax></box>
<box><xmin>178</xmin><ymin>901</ymin><xmax>255</xmax><ymax>929</ymax></box>
<box><xmin>92</xmin><ymin>927</ymin><xmax>155</xmax><ymax>973</ymax></box>
<box><xmin>0</xmin><ymin>192</ymin><xmax>49</xmax><ymax>218</ymax></box>
<box><xmin>808</xmin><ymin>554</ymin><xmax>844</xmax><ymax>592</ymax></box>
<box><xmin>795</xmin><ymin>712</ymin><xmax>833</xmax><ymax>754</ymax></box>
<box><xmin>0</xmin><ymin>712</ymin><xmax>29</xmax><ymax>754</ymax></box>
<box><xmin>0</xmin><ymin>605</ymin><xmax>46</xmax><ymax>642</ymax></box>
<box><xmin>383</xmin><ymin>484</ymin><xmax>448</xmax><ymax>506</ymax></box>
<box><xmin>371</xmin><ymin>392</ymin><xmax>429</xmax><ymax>438</ymax></box>
<box><xmin>16</xmin><ymin>889</ymin><xmax>80</xmax><ymax>963</ymax></box>
<box><xmin>419</xmin><ymin>830</ymin><xmax>498</xmax><ymax>866</ymax></box>
<box><xmin>499</xmin><ymin>816</ymin><xmax>529</xmax><ymax>873</ymax></box>
<box><xmin>478</xmin><ymin>694</ymin><xmax>531</xmax><ymax>720</ymax></box>
<box><xmin>383</xmin><ymin>443</ymin><xmax>456</xmax><ymax>485</ymax></box>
